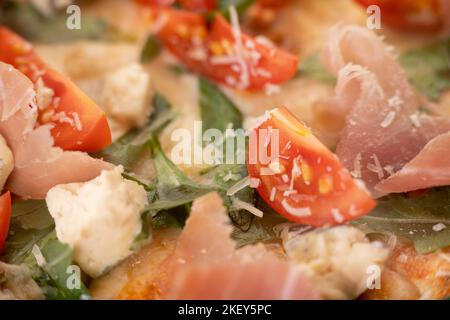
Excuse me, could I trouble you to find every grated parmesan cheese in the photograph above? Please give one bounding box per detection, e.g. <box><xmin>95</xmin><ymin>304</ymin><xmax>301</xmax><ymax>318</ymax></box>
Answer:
<box><xmin>270</xmin><ymin>187</ymin><xmax>277</xmax><ymax>202</ymax></box>
<box><xmin>35</xmin><ymin>77</ymin><xmax>54</xmax><ymax>111</ymax></box>
<box><xmin>223</xmin><ymin>171</ymin><xmax>241</xmax><ymax>182</ymax></box>
<box><xmin>245</xmin><ymin>40</ymin><xmax>255</xmax><ymax>50</ymax></box>
<box><xmin>281</xmin><ymin>199</ymin><xmax>311</xmax><ymax>217</ymax></box>
<box><xmin>380</xmin><ymin>111</ymin><xmax>396</xmax><ymax>128</ymax></box>
<box><xmin>255</xmin><ymin>68</ymin><xmax>272</xmax><ymax>78</ymax></box>
<box><xmin>226</xmin><ymin>176</ymin><xmax>250</xmax><ymax>196</ymax></box>
<box><xmin>285</xmin><ymin>141</ymin><xmax>292</xmax><ymax>151</ymax></box>
<box><xmin>384</xmin><ymin>165</ymin><xmax>395</xmax><ymax>176</ymax></box>
<box><xmin>52</xmin><ymin>111</ymin><xmax>74</xmax><ymax>126</ymax></box>
<box><xmin>209</xmin><ymin>55</ymin><xmax>238</xmax><ymax>65</ymax></box>
<box><xmin>32</xmin><ymin>245</ymin><xmax>47</xmax><ymax>267</ymax></box>
<box><xmin>387</xmin><ymin>90</ymin><xmax>403</xmax><ymax>110</ymax></box>
<box><xmin>229</xmin><ymin>6</ymin><xmax>250</xmax><ymax>90</ymax></box>
<box><xmin>249</xmin><ymin>177</ymin><xmax>260</xmax><ymax>188</ymax></box>
<box><xmin>232</xmin><ymin>197</ymin><xmax>263</xmax><ymax>218</ymax></box>
<box><xmin>350</xmin><ymin>153</ymin><xmax>362</xmax><ymax>179</ymax></box>
<box><xmin>432</xmin><ymin>223</ymin><xmax>446</xmax><ymax>232</ymax></box>
<box><xmin>409</xmin><ymin>113</ymin><xmax>421</xmax><ymax>128</ymax></box>
<box><xmin>331</xmin><ymin>208</ymin><xmax>344</xmax><ymax>223</ymax></box>
<box><xmin>267</xmin><ymin>159</ymin><xmax>285</xmax><ymax>175</ymax></box>
<box><xmin>254</xmin><ymin>36</ymin><xmax>275</xmax><ymax>48</ymax></box>
<box><xmin>348</xmin><ymin>204</ymin><xmax>358</xmax><ymax>216</ymax></box>
<box><xmin>289</xmin><ymin>158</ymin><xmax>302</xmax><ymax>190</ymax></box>
<box><xmin>367</xmin><ymin>154</ymin><xmax>384</xmax><ymax>179</ymax></box>
<box><xmin>283</xmin><ymin>189</ymin><xmax>298</xmax><ymax>197</ymax></box>
<box><xmin>72</xmin><ymin>112</ymin><xmax>83</xmax><ymax>131</ymax></box>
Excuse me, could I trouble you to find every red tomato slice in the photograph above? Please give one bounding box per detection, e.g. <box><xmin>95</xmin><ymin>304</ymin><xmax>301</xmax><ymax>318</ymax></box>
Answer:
<box><xmin>207</xmin><ymin>15</ymin><xmax>299</xmax><ymax>90</ymax></box>
<box><xmin>354</xmin><ymin>0</ymin><xmax>445</xmax><ymax>32</ymax></box>
<box><xmin>247</xmin><ymin>107</ymin><xmax>376</xmax><ymax>227</ymax></box>
<box><xmin>155</xmin><ymin>9</ymin><xmax>209</xmax><ymax>72</ymax></box>
<box><xmin>179</xmin><ymin>0</ymin><xmax>217</xmax><ymax>10</ymax></box>
<box><xmin>0</xmin><ymin>192</ymin><xmax>12</xmax><ymax>254</ymax></box>
<box><xmin>155</xmin><ymin>9</ymin><xmax>298</xmax><ymax>90</ymax></box>
<box><xmin>0</xmin><ymin>27</ymin><xmax>111</xmax><ymax>152</ymax></box>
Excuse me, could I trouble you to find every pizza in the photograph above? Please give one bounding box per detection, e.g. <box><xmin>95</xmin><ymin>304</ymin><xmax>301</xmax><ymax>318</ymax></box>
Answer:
<box><xmin>0</xmin><ymin>0</ymin><xmax>449</xmax><ymax>300</ymax></box>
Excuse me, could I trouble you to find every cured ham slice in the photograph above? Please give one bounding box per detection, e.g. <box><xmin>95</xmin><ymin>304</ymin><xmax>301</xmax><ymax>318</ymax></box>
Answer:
<box><xmin>165</xmin><ymin>257</ymin><xmax>316</xmax><ymax>300</ymax></box>
<box><xmin>0</xmin><ymin>62</ymin><xmax>112</xmax><ymax>199</ymax></box>
<box><xmin>376</xmin><ymin>132</ymin><xmax>450</xmax><ymax>193</ymax></box>
<box><xmin>321</xmin><ymin>25</ymin><xmax>450</xmax><ymax>195</ymax></box>
<box><xmin>162</xmin><ymin>192</ymin><xmax>320</xmax><ymax>300</ymax></box>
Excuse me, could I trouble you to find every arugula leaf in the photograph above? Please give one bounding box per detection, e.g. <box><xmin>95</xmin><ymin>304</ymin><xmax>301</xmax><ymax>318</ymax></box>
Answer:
<box><xmin>0</xmin><ymin>1</ymin><xmax>114</xmax><ymax>43</ymax></box>
<box><xmin>399</xmin><ymin>39</ymin><xmax>450</xmax><ymax>101</ymax></box>
<box><xmin>3</xmin><ymin>225</ymin><xmax>55</xmax><ymax>265</ymax></box>
<box><xmin>134</xmin><ymin>137</ymin><xmax>209</xmax><ymax>229</ymax></box>
<box><xmin>199</xmin><ymin>78</ymin><xmax>243</xmax><ymax>133</ymax></box>
<box><xmin>200</xmin><ymin>161</ymin><xmax>257</xmax><ymax>236</ymax></box>
<box><xmin>98</xmin><ymin>133</ymin><xmax>147</xmax><ymax>171</ymax></box>
<box><xmin>98</xmin><ymin>92</ymin><xmax>178</xmax><ymax>233</ymax></box>
<box><xmin>3</xmin><ymin>200</ymin><xmax>90</xmax><ymax>300</ymax></box>
<box><xmin>99</xmin><ymin>91</ymin><xmax>204</xmax><ymax>227</ymax></box>
<box><xmin>147</xmin><ymin>138</ymin><xmax>210</xmax><ymax>213</ymax></box>
<box><xmin>203</xmin><ymin>162</ymin><xmax>252</xmax><ymax>201</ymax></box>
<box><xmin>198</xmin><ymin>78</ymin><xmax>276</xmax><ymax>245</ymax></box>
<box><xmin>297</xmin><ymin>53</ymin><xmax>336</xmax><ymax>85</ymax></box>
<box><xmin>141</xmin><ymin>35</ymin><xmax>162</xmax><ymax>63</ymax></box>
<box><xmin>352</xmin><ymin>187</ymin><xmax>450</xmax><ymax>254</ymax></box>
<box><xmin>3</xmin><ymin>200</ymin><xmax>55</xmax><ymax>264</ymax></box>
<box><xmin>5</xmin><ymin>228</ymin><xmax>90</xmax><ymax>299</ymax></box>
<box><xmin>10</xmin><ymin>199</ymin><xmax>54</xmax><ymax>230</ymax></box>
<box><xmin>198</xmin><ymin>77</ymin><xmax>249</xmax><ymax>191</ymax></box>
<box><xmin>232</xmin><ymin>196</ymin><xmax>289</xmax><ymax>248</ymax></box>
<box><xmin>39</xmin><ymin>238</ymin><xmax>90</xmax><ymax>300</ymax></box>
<box><xmin>95</xmin><ymin>93</ymin><xmax>174</xmax><ymax>170</ymax></box>
<box><xmin>142</xmin><ymin>80</ymin><xmax>251</xmax><ymax>228</ymax></box>
<box><xmin>152</xmin><ymin>204</ymin><xmax>192</xmax><ymax>229</ymax></box>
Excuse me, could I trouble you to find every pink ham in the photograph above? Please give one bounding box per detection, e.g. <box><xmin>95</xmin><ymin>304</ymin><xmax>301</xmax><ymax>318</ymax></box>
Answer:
<box><xmin>163</xmin><ymin>192</ymin><xmax>320</xmax><ymax>300</ymax></box>
<box><xmin>0</xmin><ymin>62</ymin><xmax>112</xmax><ymax>199</ymax></box>
<box><xmin>321</xmin><ymin>25</ymin><xmax>450</xmax><ymax>195</ymax></box>
<box><xmin>376</xmin><ymin>132</ymin><xmax>450</xmax><ymax>193</ymax></box>
<box><xmin>165</xmin><ymin>257</ymin><xmax>316</xmax><ymax>300</ymax></box>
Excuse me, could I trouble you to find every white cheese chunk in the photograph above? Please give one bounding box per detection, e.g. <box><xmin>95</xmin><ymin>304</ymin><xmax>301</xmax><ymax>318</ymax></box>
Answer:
<box><xmin>46</xmin><ymin>166</ymin><xmax>148</xmax><ymax>277</ymax></box>
<box><xmin>283</xmin><ymin>225</ymin><xmax>389</xmax><ymax>299</ymax></box>
<box><xmin>101</xmin><ymin>63</ymin><xmax>153</xmax><ymax>128</ymax></box>
<box><xmin>0</xmin><ymin>134</ymin><xmax>14</xmax><ymax>191</ymax></box>
<box><xmin>35</xmin><ymin>77</ymin><xmax>55</xmax><ymax>111</ymax></box>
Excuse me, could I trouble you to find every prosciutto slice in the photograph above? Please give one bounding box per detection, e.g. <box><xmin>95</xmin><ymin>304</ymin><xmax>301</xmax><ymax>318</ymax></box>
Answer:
<box><xmin>377</xmin><ymin>132</ymin><xmax>450</xmax><ymax>193</ymax></box>
<box><xmin>321</xmin><ymin>25</ymin><xmax>450</xmax><ymax>195</ymax></box>
<box><xmin>0</xmin><ymin>62</ymin><xmax>112</xmax><ymax>199</ymax></box>
<box><xmin>162</xmin><ymin>192</ymin><xmax>320</xmax><ymax>300</ymax></box>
